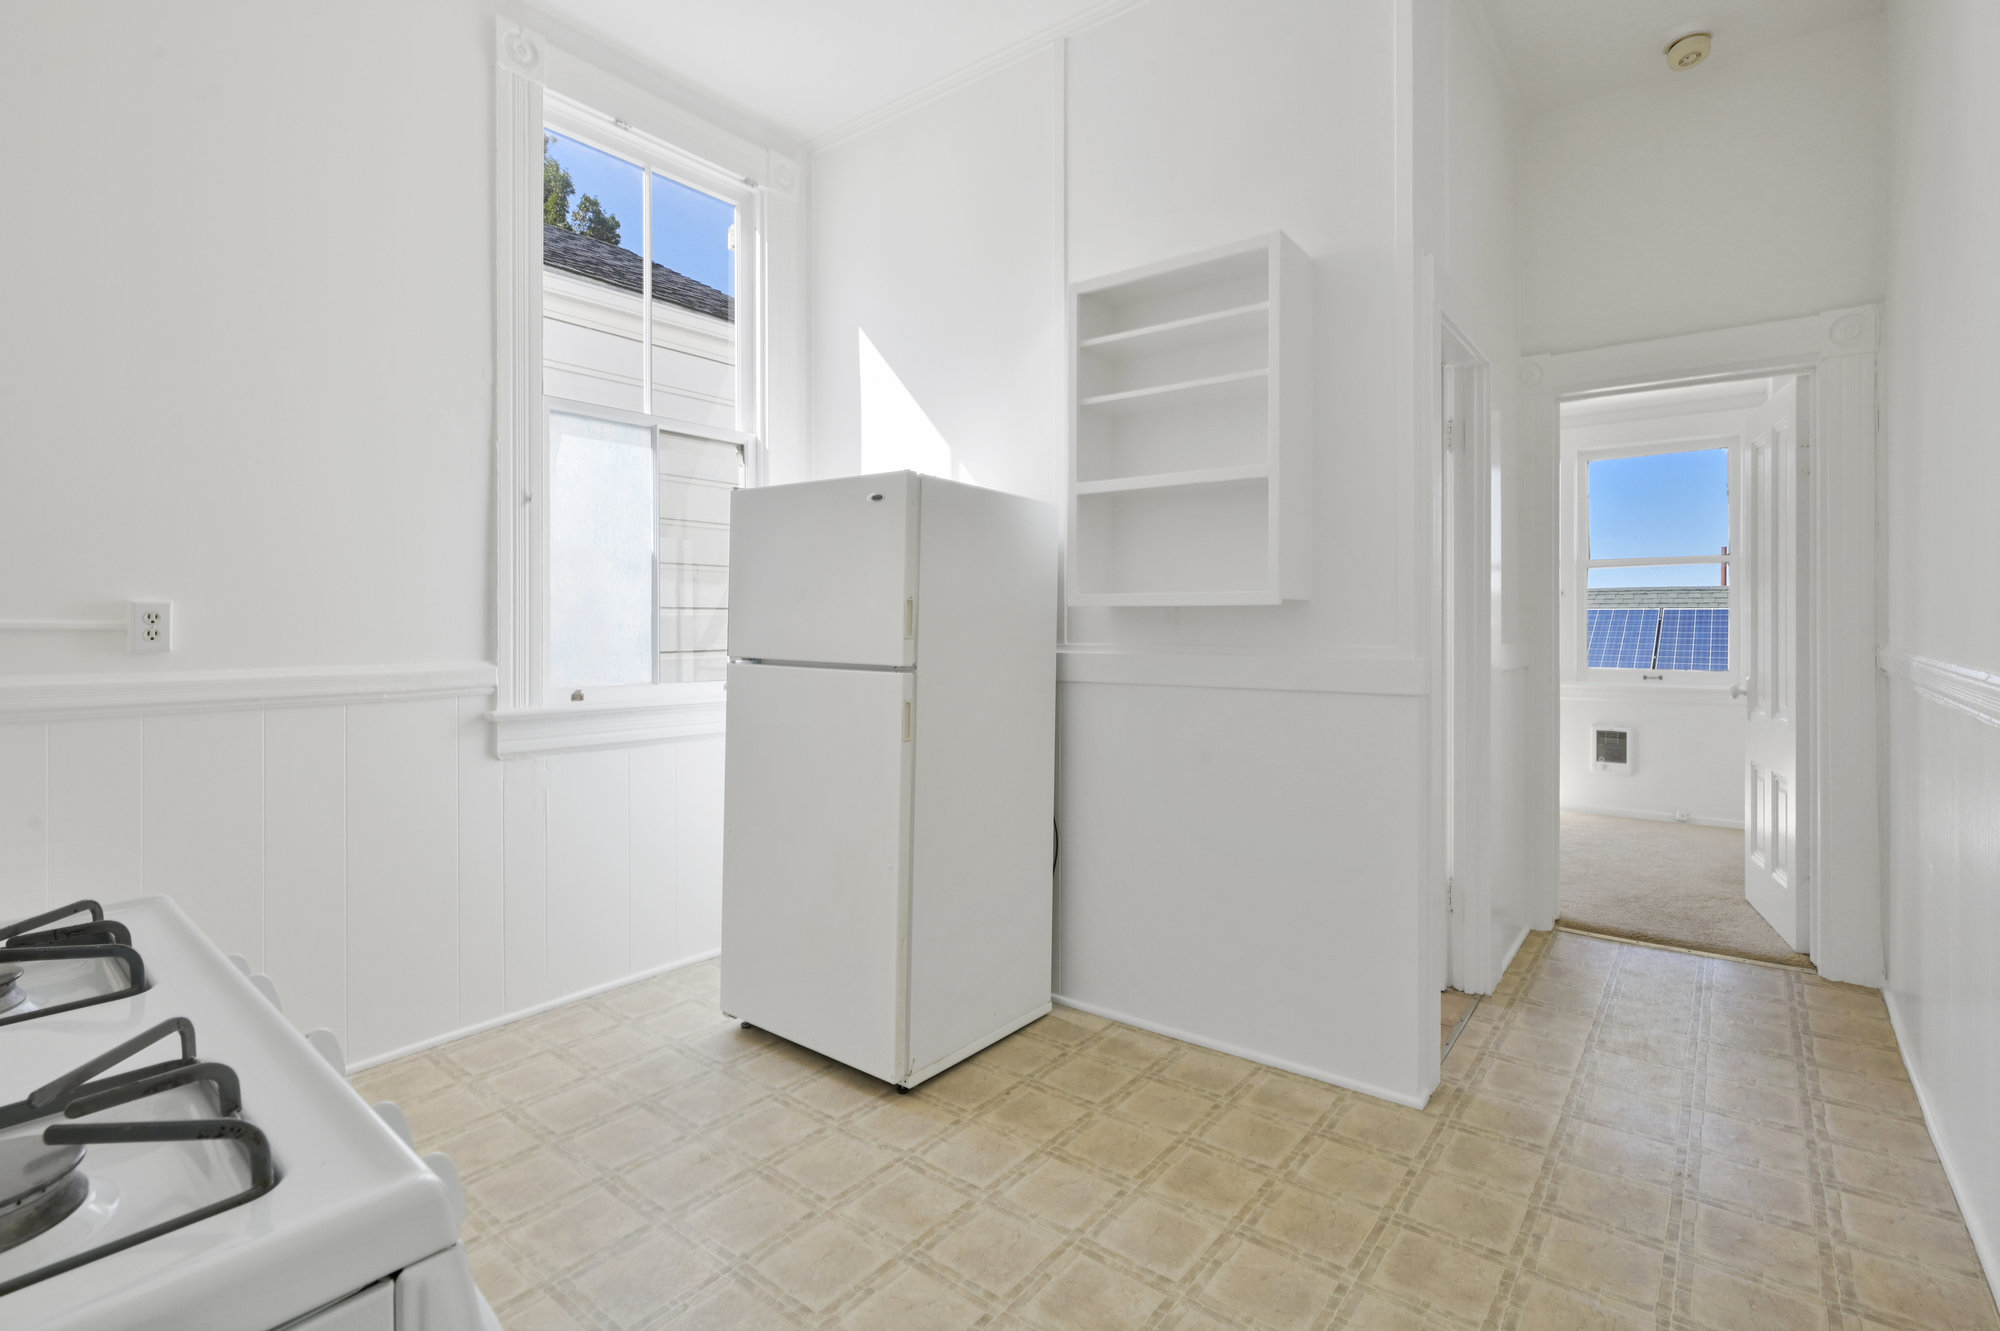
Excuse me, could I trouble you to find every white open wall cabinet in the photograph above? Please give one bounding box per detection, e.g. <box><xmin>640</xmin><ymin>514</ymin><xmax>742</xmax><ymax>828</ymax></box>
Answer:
<box><xmin>1066</xmin><ymin>233</ymin><xmax>1312</xmax><ymax>606</ymax></box>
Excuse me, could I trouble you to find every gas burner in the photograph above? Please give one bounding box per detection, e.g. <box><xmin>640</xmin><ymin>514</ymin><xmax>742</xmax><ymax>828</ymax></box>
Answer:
<box><xmin>0</xmin><ymin>1017</ymin><xmax>276</xmax><ymax>1298</ymax></box>
<box><xmin>0</xmin><ymin>1142</ymin><xmax>88</xmax><ymax>1257</ymax></box>
<box><xmin>0</xmin><ymin>901</ymin><xmax>148</xmax><ymax>1028</ymax></box>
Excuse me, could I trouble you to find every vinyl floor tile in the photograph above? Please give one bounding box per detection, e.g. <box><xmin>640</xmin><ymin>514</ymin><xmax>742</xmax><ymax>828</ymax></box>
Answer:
<box><xmin>353</xmin><ymin>946</ymin><xmax>2000</xmax><ymax>1330</ymax></box>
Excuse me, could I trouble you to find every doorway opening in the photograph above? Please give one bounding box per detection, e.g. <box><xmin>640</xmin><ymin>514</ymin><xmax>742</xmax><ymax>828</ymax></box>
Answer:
<box><xmin>1554</xmin><ymin>375</ymin><xmax>1811</xmax><ymax>968</ymax></box>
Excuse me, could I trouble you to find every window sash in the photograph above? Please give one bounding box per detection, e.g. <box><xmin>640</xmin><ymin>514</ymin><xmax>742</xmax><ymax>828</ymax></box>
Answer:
<box><xmin>540</xmin><ymin>398</ymin><xmax>747</xmax><ymax>707</ymax></box>
<box><xmin>1573</xmin><ymin>442</ymin><xmax>1739</xmax><ymax>681</ymax></box>
<box><xmin>543</xmin><ymin>94</ymin><xmax>753</xmax><ymax>438</ymax></box>
<box><xmin>532</xmin><ymin>96</ymin><xmax>758</xmax><ymax>712</ymax></box>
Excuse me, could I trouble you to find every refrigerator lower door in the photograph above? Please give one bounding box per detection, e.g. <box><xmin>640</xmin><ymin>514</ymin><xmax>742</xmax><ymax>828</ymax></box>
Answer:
<box><xmin>721</xmin><ymin>661</ymin><xmax>912</xmax><ymax>1083</ymax></box>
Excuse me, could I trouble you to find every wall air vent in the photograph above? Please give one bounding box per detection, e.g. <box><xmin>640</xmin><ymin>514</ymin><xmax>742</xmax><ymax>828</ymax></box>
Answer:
<box><xmin>1592</xmin><ymin>724</ymin><xmax>1633</xmax><ymax>776</ymax></box>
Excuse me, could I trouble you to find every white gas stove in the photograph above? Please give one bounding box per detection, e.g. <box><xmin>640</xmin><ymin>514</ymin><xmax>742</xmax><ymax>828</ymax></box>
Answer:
<box><xmin>0</xmin><ymin>897</ymin><xmax>498</xmax><ymax>1331</ymax></box>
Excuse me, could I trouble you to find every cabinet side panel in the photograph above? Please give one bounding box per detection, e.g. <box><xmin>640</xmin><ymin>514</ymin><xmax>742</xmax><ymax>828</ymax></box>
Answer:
<box><xmin>908</xmin><ymin>480</ymin><xmax>1059</xmax><ymax>1074</ymax></box>
<box><xmin>1277</xmin><ymin>233</ymin><xmax>1314</xmax><ymax>600</ymax></box>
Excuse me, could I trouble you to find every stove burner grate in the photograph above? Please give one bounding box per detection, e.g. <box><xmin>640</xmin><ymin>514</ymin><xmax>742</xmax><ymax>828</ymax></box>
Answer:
<box><xmin>0</xmin><ymin>1017</ymin><xmax>280</xmax><ymax>1297</ymax></box>
<box><xmin>0</xmin><ymin>900</ymin><xmax>149</xmax><ymax>1028</ymax></box>
<box><xmin>0</xmin><ymin>1141</ymin><xmax>88</xmax><ymax>1256</ymax></box>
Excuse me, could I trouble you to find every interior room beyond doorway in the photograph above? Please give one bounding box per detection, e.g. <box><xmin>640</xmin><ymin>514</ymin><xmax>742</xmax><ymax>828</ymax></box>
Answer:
<box><xmin>1555</xmin><ymin>377</ymin><xmax>1809</xmax><ymax>968</ymax></box>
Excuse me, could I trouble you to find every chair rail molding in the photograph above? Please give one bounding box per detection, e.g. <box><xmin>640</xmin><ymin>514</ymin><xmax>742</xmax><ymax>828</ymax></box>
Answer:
<box><xmin>1879</xmin><ymin>646</ymin><xmax>2000</xmax><ymax>729</ymax></box>
<box><xmin>0</xmin><ymin>662</ymin><xmax>497</xmax><ymax>723</ymax></box>
<box><xmin>1056</xmin><ymin>647</ymin><xmax>1426</xmax><ymax>696</ymax></box>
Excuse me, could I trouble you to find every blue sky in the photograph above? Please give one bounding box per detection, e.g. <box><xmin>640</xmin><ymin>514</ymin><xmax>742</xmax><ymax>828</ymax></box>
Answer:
<box><xmin>1588</xmin><ymin>448</ymin><xmax>1729</xmax><ymax>587</ymax></box>
<box><xmin>547</xmin><ymin>132</ymin><xmax>735</xmax><ymax>296</ymax></box>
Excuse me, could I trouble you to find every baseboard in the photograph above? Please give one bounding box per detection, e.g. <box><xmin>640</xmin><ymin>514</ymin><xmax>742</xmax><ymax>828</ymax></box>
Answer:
<box><xmin>904</xmin><ymin>1002</ymin><xmax>1053</xmax><ymax>1089</ymax></box>
<box><xmin>1562</xmin><ymin>803</ymin><xmax>1743</xmax><ymax>830</ymax></box>
<box><xmin>1883</xmin><ymin>990</ymin><xmax>2000</xmax><ymax>1313</ymax></box>
<box><xmin>1494</xmin><ymin>924</ymin><xmax>1531</xmax><ymax>988</ymax></box>
<box><xmin>347</xmin><ymin>947</ymin><xmax>721</xmax><ymax>1072</ymax></box>
<box><xmin>1052</xmin><ymin>992</ymin><xmax>1428</xmax><ymax>1110</ymax></box>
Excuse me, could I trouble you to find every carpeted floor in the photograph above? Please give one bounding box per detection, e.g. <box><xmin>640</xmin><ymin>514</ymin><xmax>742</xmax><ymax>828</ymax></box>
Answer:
<box><xmin>1559</xmin><ymin>811</ymin><xmax>1810</xmax><ymax>967</ymax></box>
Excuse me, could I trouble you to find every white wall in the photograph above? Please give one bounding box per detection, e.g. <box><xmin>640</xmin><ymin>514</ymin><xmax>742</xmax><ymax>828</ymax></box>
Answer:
<box><xmin>1879</xmin><ymin>0</ymin><xmax>2000</xmax><ymax>1301</ymax></box>
<box><xmin>0</xmin><ymin>702</ymin><xmax>722</xmax><ymax>1065</ymax></box>
<box><xmin>1518</xmin><ymin>16</ymin><xmax>1890</xmax><ymax>355</ymax></box>
<box><xmin>1557</xmin><ymin>695</ymin><xmax>1742</xmax><ymax>825</ymax></box>
<box><xmin>812</xmin><ymin>0</ymin><xmax>1436</xmax><ymax>1103</ymax></box>
<box><xmin>1</xmin><ymin>0</ymin><xmax>495</xmax><ymax>678</ymax></box>
<box><xmin>0</xmin><ymin>1</ymin><xmax>803</xmax><ymax>1063</ymax></box>
<box><xmin>810</xmin><ymin>49</ymin><xmax>1064</xmax><ymax>500</ymax></box>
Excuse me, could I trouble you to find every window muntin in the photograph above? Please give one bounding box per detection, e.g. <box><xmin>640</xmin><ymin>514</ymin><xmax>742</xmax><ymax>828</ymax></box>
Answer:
<box><xmin>1579</xmin><ymin>444</ymin><xmax>1733</xmax><ymax>676</ymax></box>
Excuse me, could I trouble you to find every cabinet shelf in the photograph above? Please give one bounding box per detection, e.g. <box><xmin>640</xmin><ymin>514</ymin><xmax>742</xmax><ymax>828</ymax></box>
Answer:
<box><xmin>1078</xmin><ymin>303</ymin><xmax>1270</xmax><ymax>360</ymax></box>
<box><xmin>1073</xmin><ymin>464</ymin><xmax>1267</xmax><ymax>496</ymax></box>
<box><xmin>1078</xmin><ymin>369</ymin><xmax>1267</xmax><ymax>416</ymax></box>
<box><xmin>1066</xmin><ymin>233</ymin><xmax>1312</xmax><ymax>607</ymax></box>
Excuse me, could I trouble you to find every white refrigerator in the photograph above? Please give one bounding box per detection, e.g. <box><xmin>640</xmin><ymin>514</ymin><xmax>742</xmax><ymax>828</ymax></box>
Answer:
<box><xmin>720</xmin><ymin>471</ymin><xmax>1057</xmax><ymax>1089</ymax></box>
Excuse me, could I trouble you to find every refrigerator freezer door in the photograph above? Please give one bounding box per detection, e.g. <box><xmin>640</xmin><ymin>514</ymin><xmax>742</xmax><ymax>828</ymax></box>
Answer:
<box><xmin>728</xmin><ymin>472</ymin><xmax>917</xmax><ymax>668</ymax></box>
<box><xmin>720</xmin><ymin>662</ymin><xmax>911</xmax><ymax>1082</ymax></box>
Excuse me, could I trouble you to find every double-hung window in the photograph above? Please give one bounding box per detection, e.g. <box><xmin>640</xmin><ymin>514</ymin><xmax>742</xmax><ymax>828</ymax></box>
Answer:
<box><xmin>1577</xmin><ymin>444</ymin><xmax>1735</xmax><ymax>679</ymax></box>
<box><xmin>534</xmin><ymin>94</ymin><xmax>758</xmax><ymax>706</ymax></box>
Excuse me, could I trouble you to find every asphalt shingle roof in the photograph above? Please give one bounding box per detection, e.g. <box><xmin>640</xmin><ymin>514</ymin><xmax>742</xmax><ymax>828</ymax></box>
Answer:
<box><xmin>542</xmin><ymin>225</ymin><xmax>733</xmax><ymax>322</ymax></box>
<box><xmin>1587</xmin><ymin>586</ymin><xmax>1730</xmax><ymax>608</ymax></box>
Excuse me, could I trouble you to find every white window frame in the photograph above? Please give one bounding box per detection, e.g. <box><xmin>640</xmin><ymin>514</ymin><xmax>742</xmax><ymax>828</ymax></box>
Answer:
<box><xmin>1570</xmin><ymin>435</ymin><xmax>1739</xmax><ymax>684</ymax></box>
<box><xmin>492</xmin><ymin>22</ymin><xmax>771</xmax><ymax>756</ymax></box>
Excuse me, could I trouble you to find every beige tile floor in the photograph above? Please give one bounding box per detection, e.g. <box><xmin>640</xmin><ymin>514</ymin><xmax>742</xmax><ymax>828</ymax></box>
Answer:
<box><xmin>352</xmin><ymin>930</ymin><xmax>2000</xmax><ymax>1330</ymax></box>
<box><xmin>1439</xmin><ymin>992</ymin><xmax>1477</xmax><ymax>1053</ymax></box>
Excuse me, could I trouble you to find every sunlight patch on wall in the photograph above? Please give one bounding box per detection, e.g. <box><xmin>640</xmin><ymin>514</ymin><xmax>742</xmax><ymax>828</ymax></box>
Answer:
<box><xmin>858</xmin><ymin>328</ymin><xmax>975</xmax><ymax>483</ymax></box>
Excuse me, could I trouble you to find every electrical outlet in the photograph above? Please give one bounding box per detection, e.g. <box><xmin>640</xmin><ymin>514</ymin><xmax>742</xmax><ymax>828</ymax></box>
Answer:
<box><xmin>1675</xmin><ymin>809</ymin><xmax>1690</xmax><ymax>823</ymax></box>
<box><xmin>129</xmin><ymin>600</ymin><xmax>172</xmax><ymax>653</ymax></box>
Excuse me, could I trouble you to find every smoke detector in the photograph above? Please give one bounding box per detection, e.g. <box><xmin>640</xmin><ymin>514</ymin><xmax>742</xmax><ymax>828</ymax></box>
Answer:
<box><xmin>1665</xmin><ymin>31</ymin><xmax>1712</xmax><ymax>70</ymax></box>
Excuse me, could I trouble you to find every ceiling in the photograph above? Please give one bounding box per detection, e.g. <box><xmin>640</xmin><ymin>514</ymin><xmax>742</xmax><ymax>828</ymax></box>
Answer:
<box><xmin>533</xmin><ymin>0</ymin><xmax>1122</xmax><ymax>144</ymax></box>
<box><xmin>1472</xmin><ymin>0</ymin><xmax>1884</xmax><ymax>114</ymax></box>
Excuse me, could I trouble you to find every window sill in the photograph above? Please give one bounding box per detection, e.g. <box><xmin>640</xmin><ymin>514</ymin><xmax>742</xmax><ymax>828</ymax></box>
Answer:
<box><xmin>1561</xmin><ymin>679</ymin><xmax>1740</xmax><ymax>707</ymax></box>
<box><xmin>490</xmin><ymin>683</ymin><xmax>726</xmax><ymax>758</ymax></box>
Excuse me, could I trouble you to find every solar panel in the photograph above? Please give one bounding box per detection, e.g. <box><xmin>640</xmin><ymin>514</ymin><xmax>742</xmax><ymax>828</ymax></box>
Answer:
<box><xmin>1657</xmin><ymin>608</ymin><xmax>1729</xmax><ymax>671</ymax></box>
<box><xmin>1587</xmin><ymin>607</ymin><xmax>1662</xmax><ymax>669</ymax></box>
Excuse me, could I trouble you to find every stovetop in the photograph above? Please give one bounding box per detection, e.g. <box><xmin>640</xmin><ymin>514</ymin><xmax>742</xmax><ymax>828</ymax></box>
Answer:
<box><xmin>0</xmin><ymin>898</ymin><xmax>461</xmax><ymax>1331</ymax></box>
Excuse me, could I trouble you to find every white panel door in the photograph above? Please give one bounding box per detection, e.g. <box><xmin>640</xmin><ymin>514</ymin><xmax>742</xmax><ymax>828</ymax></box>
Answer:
<box><xmin>721</xmin><ymin>662</ymin><xmax>911</xmax><ymax>1082</ymax></box>
<box><xmin>1742</xmin><ymin>378</ymin><xmax>1804</xmax><ymax>950</ymax></box>
<box><xmin>728</xmin><ymin>472</ymin><xmax>918</xmax><ymax>668</ymax></box>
